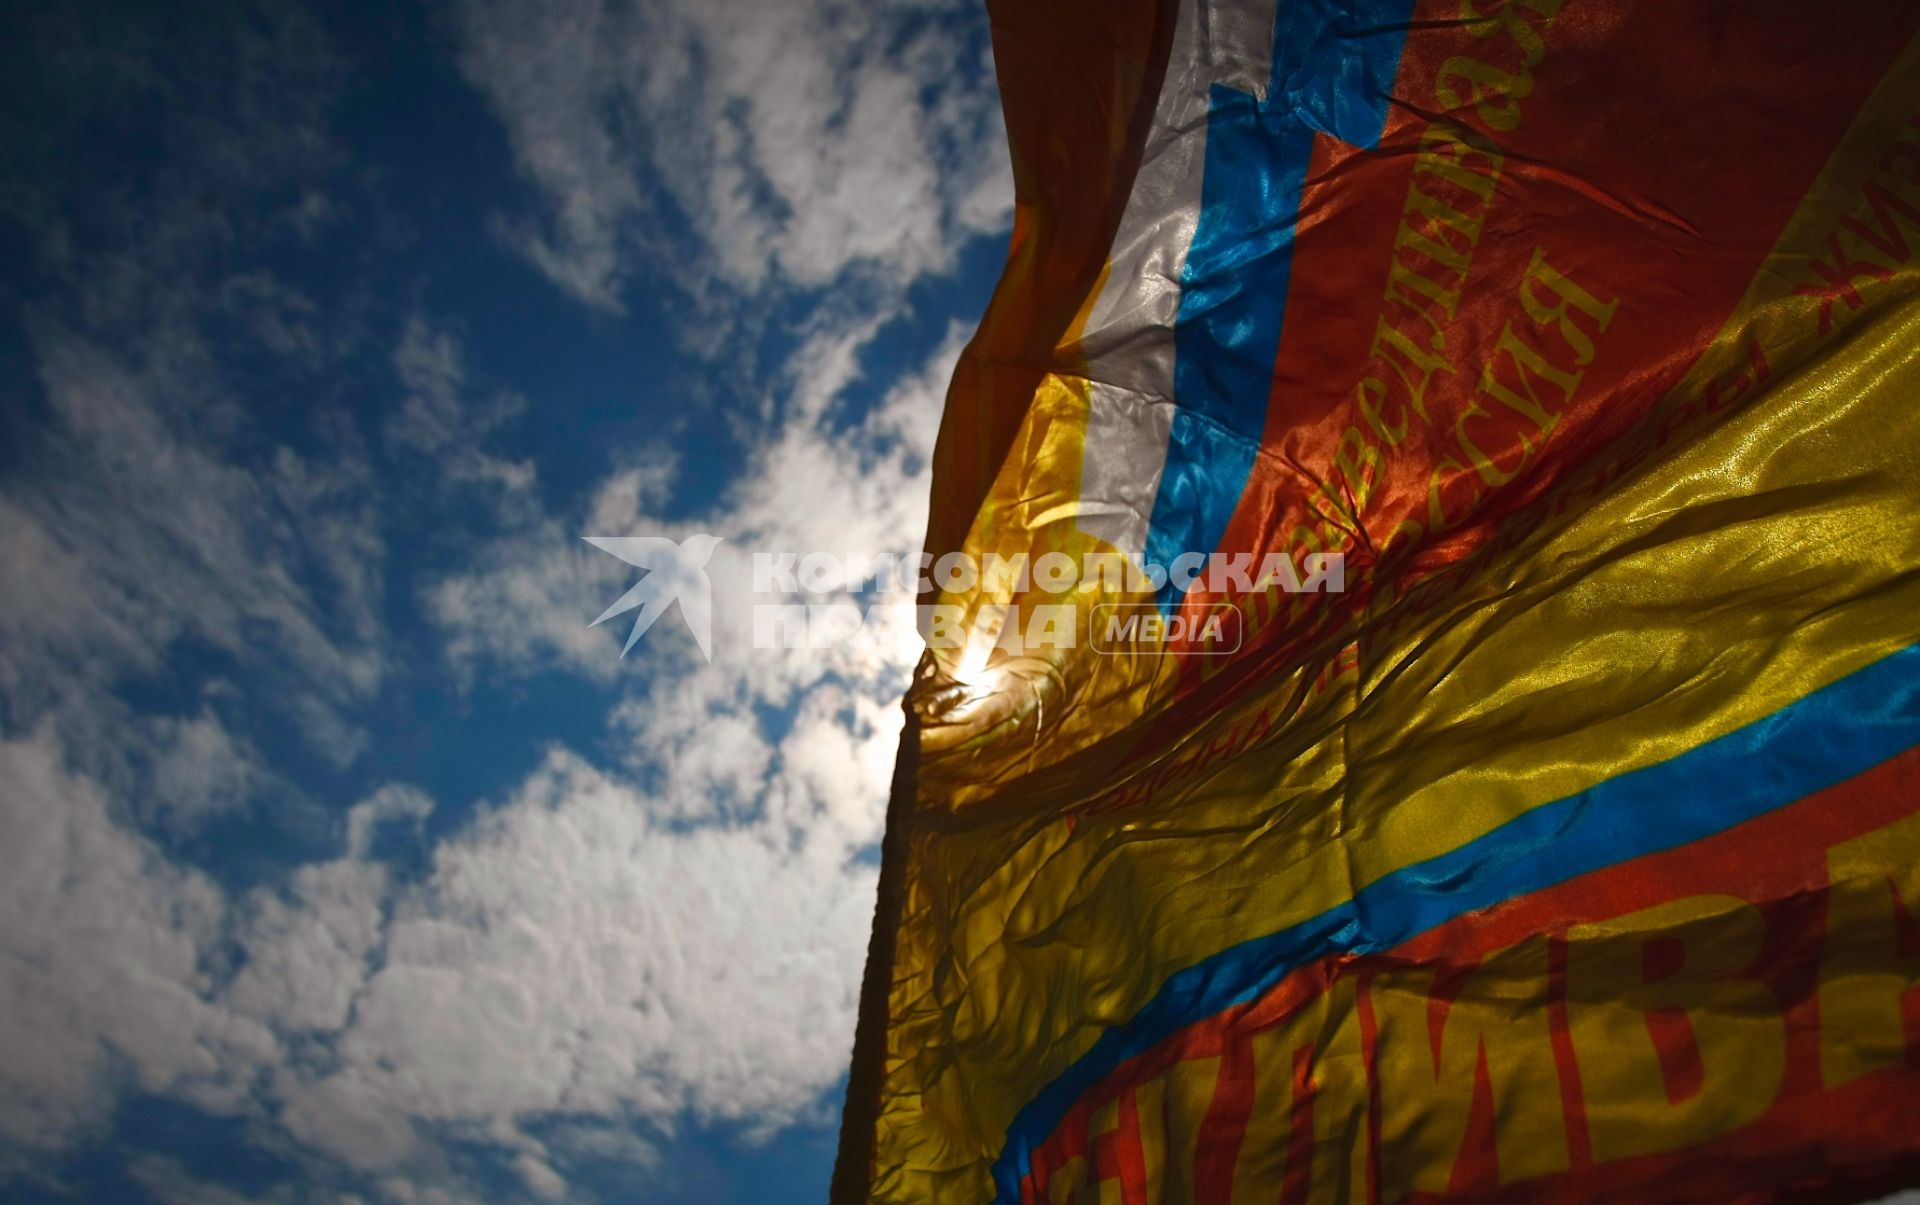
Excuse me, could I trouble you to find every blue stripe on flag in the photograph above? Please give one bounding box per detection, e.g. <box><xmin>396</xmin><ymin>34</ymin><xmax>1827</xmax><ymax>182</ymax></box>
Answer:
<box><xmin>1148</xmin><ymin>0</ymin><xmax>1415</xmax><ymax>607</ymax></box>
<box><xmin>990</xmin><ymin>640</ymin><xmax>1920</xmax><ymax>1200</ymax></box>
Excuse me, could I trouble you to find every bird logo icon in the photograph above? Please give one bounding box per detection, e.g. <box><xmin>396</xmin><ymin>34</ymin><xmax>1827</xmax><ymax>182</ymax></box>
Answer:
<box><xmin>583</xmin><ymin>533</ymin><xmax>723</xmax><ymax>662</ymax></box>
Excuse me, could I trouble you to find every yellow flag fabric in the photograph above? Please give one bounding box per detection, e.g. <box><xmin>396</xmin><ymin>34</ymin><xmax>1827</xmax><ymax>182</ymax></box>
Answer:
<box><xmin>835</xmin><ymin>1</ymin><xmax>1920</xmax><ymax>1201</ymax></box>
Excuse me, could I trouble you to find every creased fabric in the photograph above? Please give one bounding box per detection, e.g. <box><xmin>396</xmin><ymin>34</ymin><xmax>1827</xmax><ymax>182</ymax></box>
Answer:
<box><xmin>835</xmin><ymin>2</ymin><xmax>1920</xmax><ymax>1201</ymax></box>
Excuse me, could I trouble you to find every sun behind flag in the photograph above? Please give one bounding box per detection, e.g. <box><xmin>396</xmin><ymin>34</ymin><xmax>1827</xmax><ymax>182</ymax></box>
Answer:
<box><xmin>836</xmin><ymin>1</ymin><xmax>1920</xmax><ymax>1201</ymax></box>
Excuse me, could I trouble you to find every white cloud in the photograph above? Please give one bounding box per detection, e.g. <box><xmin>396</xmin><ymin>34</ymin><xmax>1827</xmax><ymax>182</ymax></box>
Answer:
<box><xmin>419</xmin><ymin>446</ymin><xmax>684</xmax><ymax>689</ymax></box>
<box><xmin>354</xmin><ymin>309</ymin><xmax>961</xmax><ymax>1201</ymax></box>
<box><xmin>0</xmin><ymin>332</ymin><xmax>386</xmax><ymax>772</ymax></box>
<box><xmin>0</xmin><ymin>4</ymin><xmax>394</xmax><ymax>787</ymax></box>
<box><xmin>0</xmin><ymin>725</ymin><xmax>273</xmax><ymax>1150</ymax></box>
<box><xmin>0</xmin><ymin>711</ymin><xmax>886</xmax><ymax>1199</ymax></box>
<box><xmin>345</xmin><ymin>783</ymin><xmax>436</xmax><ymax>860</ymax></box>
<box><xmin>143</xmin><ymin>705</ymin><xmax>262</xmax><ymax>833</ymax></box>
<box><xmin>277</xmin><ymin>748</ymin><xmax>878</xmax><ymax>1184</ymax></box>
<box><xmin>424</xmin><ymin>311</ymin><xmax>955</xmax><ymax>865</ymax></box>
<box><xmin>388</xmin><ymin>316</ymin><xmax>538</xmax><ymax>500</ymax></box>
<box><xmin>425</xmin><ymin>530</ymin><xmax>642</xmax><ymax>688</ymax></box>
<box><xmin>228</xmin><ymin>857</ymin><xmax>392</xmax><ymax>1037</ymax></box>
<box><xmin>455</xmin><ymin>0</ymin><xmax>1010</xmax><ymax>312</ymax></box>
<box><xmin>430</xmin><ymin>313</ymin><xmax>956</xmax><ymax>686</ymax></box>
<box><xmin>544</xmin><ymin>1119</ymin><xmax>659</xmax><ymax>1171</ymax></box>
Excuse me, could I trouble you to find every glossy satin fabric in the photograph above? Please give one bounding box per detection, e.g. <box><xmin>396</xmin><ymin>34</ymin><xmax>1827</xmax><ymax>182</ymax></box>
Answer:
<box><xmin>836</xmin><ymin>2</ymin><xmax>1920</xmax><ymax>1201</ymax></box>
<box><xmin>1152</xmin><ymin>0</ymin><xmax>1411</xmax><ymax>599</ymax></box>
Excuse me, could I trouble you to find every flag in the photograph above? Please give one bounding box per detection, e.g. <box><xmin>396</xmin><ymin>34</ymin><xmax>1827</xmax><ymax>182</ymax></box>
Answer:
<box><xmin>835</xmin><ymin>1</ymin><xmax>1920</xmax><ymax>1200</ymax></box>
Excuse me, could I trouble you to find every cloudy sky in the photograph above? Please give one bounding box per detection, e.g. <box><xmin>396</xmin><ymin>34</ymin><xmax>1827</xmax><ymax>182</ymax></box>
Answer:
<box><xmin>0</xmin><ymin>0</ymin><xmax>1007</xmax><ymax>1199</ymax></box>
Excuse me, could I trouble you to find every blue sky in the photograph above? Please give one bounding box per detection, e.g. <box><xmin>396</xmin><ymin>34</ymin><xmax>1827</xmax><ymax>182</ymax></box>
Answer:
<box><xmin>0</xmin><ymin>0</ymin><xmax>1008</xmax><ymax>1200</ymax></box>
